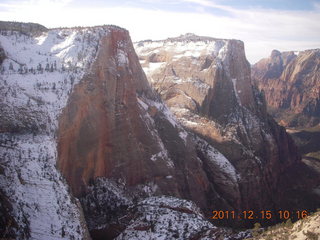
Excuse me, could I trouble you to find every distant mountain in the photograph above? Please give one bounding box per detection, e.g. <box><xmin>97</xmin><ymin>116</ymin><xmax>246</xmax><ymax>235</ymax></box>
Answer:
<box><xmin>252</xmin><ymin>49</ymin><xmax>320</xmax><ymax>127</ymax></box>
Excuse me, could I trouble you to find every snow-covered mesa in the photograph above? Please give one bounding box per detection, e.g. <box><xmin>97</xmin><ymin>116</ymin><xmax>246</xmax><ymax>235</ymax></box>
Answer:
<box><xmin>134</xmin><ymin>34</ymin><xmax>239</xmax><ymax>85</ymax></box>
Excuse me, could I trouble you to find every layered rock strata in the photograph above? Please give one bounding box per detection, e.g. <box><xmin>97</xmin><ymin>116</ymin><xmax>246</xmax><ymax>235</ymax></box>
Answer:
<box><xmin>134</xmin><ymin>34</ymin><xmax>320</xmax><ymax>226</ymax></box>
<box><xmin>252</xmin><ymin>49</ymin><xmax>320</xmax><ymax>127</ymax></box>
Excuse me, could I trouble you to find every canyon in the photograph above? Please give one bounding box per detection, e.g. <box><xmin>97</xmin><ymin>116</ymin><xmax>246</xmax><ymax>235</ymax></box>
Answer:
<box><xmin>0</xmin><ymin>22</ymin><xmax>319</xmax><ymax>239</ymax></box>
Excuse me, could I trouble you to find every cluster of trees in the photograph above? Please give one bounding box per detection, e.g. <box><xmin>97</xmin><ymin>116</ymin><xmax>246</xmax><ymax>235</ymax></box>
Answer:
<box><xmin>1</xmin><ymin>60</ymin><xmax>78</xmax><ymax>75</ymax></box>
<box><xmin>0</xmin><ymin>21</ymin><xmax>48</xmax><ymax>36</ymax></box>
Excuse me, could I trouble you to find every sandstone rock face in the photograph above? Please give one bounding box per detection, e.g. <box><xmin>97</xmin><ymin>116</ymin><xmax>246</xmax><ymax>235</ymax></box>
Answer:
<box><xmin>134</xmin><ymin>34</ymin><xmax>320</xmax><ymax>226</ymax></box>
<box><xmin>252</xmin><ymin>49</ymin><xmax>320</xmax><ymax>127</ymax></box>
<box><xmin>58</xmin><ymin>28</ymin><xmax>207</xmax><ymax>200</ymax></box>
<box><xmin>1</xmin><ymin>22</ymin><xmax>319</xmax><ymax>239</ymax></box>
<box><xmin>57</xmin><ymin>28</ymin><xmax>242</xmax><ymax>235</ymax></box>
<box><xmin>1</xmin><ymin>22</ymin><xmax>242</xmax><ymax>239</ymax></box>
<box><xmin>136</xmin><ymin>34</ymin><xmax>256</xmax><ymax>123</ymax></box>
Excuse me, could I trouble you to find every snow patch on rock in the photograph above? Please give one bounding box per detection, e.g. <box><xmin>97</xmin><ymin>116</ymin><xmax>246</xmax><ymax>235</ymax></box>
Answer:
<box><xmin>115</xmin><ymin>196</ymin><xmax>216</xmax><ymax>240</ymax></box>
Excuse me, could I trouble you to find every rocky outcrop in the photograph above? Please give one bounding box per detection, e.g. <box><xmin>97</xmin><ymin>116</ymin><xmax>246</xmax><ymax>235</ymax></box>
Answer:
<box><xmin>113</xmin><ymin>196</ymin><xmax>250</xmax><ymax>240</ymax></box>
<box><xmin>134</xmin><ymin>34</ymin><xmax>320</xmax><ymax>226</ymax></box>
<box><xmin>251</xmin><ymin>211</ymin><xmax>320</xmax><ymax>240</ymax></box>
<box><xmin>58</xmin><ymin>28</ymin><xmax>206</xmax><ymax>200</ymax></box>
<box><xmin>252</xmin><ymin>49</ymin><xmax>320</xmax><ymax>127</ymax></box>
<box><xmin>136</xmin><ymin>34</ymin><xmax>256</xmax><ymax>122</ymax></box>
<box><xmin>57</xmin><ymin>28</ymin><xmax>241</xmax><ymax>235</ymax></box>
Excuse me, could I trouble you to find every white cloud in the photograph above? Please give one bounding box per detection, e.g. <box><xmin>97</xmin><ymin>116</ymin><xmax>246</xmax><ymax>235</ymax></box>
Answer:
<box><xmin>0</xmin><ymin>0</ymin><xmax>319</xmax><ymax>63</ymax></box>
<box><xmin>180</xmin><ymin>0</ymin><xmax>235</xmax><ymax>12</ymax></box>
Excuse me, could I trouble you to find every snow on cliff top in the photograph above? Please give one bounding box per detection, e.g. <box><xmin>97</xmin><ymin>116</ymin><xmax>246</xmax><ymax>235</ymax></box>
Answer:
<box><xmin>0</xmin><ymin>27</ymin><xmax>112</xmax><ymax>239</ymax></box>
<box><xmin>134</xmin><ymin>33</ymin><xmax>242</xmax><ymax>60</ymax></box>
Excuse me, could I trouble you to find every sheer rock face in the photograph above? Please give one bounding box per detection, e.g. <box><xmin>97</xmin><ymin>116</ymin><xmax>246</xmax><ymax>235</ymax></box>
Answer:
<box><xmin>136</xmin><ymin>35</ymin><xmax>256</xmax><ymax>123</ymax></box>
<box><xmin>134</xmin><ymin>34</ymin><xmax>320</xmax><ymax>225</ymax></box>
<box><xmin>252</xmin><ymin>49</ymin><xmax>320</xmax><ymax>127</ymax></box>
<box><xmin>57</xmin><ymin>30</ymin><xmax>249</xmax><ymax>235</ymax></box>
<box><xmin>57</xmin><ymin>29</ymin><xmax>219</xmax><ymax>212</ymax></box>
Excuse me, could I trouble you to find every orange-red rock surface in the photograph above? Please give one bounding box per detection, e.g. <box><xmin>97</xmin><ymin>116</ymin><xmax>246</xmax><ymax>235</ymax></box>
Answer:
<box><xmin>57</xmin><ymin>28</ymin><xmax>213</xmax><ymax>211</ymax></box>
<box><xmin>252</xmin><ymin>49</ymin><xmax>320</xmax><ymax>127</ymax></box>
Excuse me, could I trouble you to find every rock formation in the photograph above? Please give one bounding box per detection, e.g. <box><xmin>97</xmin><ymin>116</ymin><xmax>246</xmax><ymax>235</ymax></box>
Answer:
<box><xmin>134</xmin><ymin>34</ymin><xmax>320</xmax><ymax>226</ymax></box>
<box><xmin>252</xmin><ymin>49</ymin><xmax>320</xmax><ymax>127</ymax></box>
<box><xmin>56</xmin><ymin>27</ymin><xmax>243</xmax><ymax>236</ymax></box>
<box><xmin>1</xmin><ymin>22</ymin><xmax>319</xmax><ymax>240</ymax></box>
<box><xmin>251</xmin><ymin>210</ymin><xmax>320</xmax><ymax>240</ymax></box>
<box><xmin>1</xmin><ymin>22</ymin><xmax>238</xmax><ymax>239</ymax></box>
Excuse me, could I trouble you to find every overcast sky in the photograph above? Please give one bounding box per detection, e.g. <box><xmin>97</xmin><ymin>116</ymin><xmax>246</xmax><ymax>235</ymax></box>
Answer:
<box><xmin>1</xmin><ymin>0</ymin><xmax>319</xmax><ymax>63</ymax></box>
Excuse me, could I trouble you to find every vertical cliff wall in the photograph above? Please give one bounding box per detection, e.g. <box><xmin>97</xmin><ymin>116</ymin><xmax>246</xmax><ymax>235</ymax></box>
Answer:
<box><xmin>56</xmin><ymin>28</ymin><xmax>242</xmax><ymax>235</ymax></box>
<box><xmin>134</xmin><ymin>34</ymin><xmax>320</xmax><ymax>226</ymax></box>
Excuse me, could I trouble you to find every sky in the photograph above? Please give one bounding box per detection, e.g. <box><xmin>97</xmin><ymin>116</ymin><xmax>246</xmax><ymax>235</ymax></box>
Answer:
<box><xmin>0</xmin><ymin>0</ymin><xmax>319</xmax><ymax>63</ymax></box>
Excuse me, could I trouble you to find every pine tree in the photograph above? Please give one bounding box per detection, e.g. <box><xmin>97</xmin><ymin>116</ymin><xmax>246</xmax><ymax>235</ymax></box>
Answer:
<box><xmin>37</xmin><ymin>63</ymin><xmax>42</xmax><ymax>72</ymax></box>
<box><xmin>45</xmin><ymin>63</ymin><xmax>49</xmax><ymax>71</ymax></box>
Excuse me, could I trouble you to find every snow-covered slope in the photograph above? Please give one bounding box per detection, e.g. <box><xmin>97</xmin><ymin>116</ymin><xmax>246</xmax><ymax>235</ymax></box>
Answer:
<box><xmin>0</xmin><ymin>27</ymin><xmax>107</xmax><ymax>133</ymax></box>
<box><xmin>115</xmin><ymin>196</ymin><xmax>216</xmax><ymax>240</ymax></box>
<box><xmin>0</xmin><ymin>25</ymin><xmax>113</xmax><ymax>239</ymax></box>
<box><xmin>115</xmin><ymin>196</ymin><xmax>251</xmax><ymax>240</ymax></box>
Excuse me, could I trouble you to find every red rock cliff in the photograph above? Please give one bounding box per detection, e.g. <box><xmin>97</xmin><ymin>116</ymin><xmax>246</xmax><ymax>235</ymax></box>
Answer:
<box><xmin>57</xmin><ymin>27</ymin><xmax>216</xmax><ymax>210</ymax></box>
<box><xmin>252</xmin><ymin>49</ymin><xmax>320</xmax><ymax>127</ymax></box>
<box><xmin>135</xmin><ymin>35</ymin><xmax>320</xmax><ymax>226</ymax></box>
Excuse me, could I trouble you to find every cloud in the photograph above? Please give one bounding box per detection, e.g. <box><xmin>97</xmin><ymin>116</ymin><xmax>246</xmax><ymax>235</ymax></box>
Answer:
<box><xmin>180</xmin><ymin>0</ymin><xmax>235</xmax><ymax>12</ymax></box>
<box><xmin>0</xmin><ymin>0</ymin><xmax>319</xmax><ymax>63</ymax></box>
